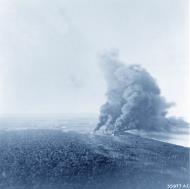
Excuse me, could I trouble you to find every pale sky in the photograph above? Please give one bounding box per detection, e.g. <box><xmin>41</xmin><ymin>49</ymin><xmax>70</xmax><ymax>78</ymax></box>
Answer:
<box><xmin>0</xmin><ymin>0</ymin><xmax>189</xmax><ymax>120</ymax></box>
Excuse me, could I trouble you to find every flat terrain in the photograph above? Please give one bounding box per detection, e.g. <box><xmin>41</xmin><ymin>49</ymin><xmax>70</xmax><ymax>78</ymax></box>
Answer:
<box><xmin>0</xmin><ymin>130</ymin><xmax>189</xmax><ymax>189</ymax></box>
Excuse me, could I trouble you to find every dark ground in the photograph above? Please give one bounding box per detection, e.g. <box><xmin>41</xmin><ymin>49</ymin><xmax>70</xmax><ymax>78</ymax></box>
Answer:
<box><xmin>0</xmin><ymin>130</ymin><xmax>189</xmax><ymax>189</ymax></box>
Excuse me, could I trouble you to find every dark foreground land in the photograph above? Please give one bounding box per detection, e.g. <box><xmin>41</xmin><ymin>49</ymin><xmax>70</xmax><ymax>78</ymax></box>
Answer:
<box><xmin>0</xmin><ymin>130</ymin><xmax>189</xmax><ymax>189</ymax></box>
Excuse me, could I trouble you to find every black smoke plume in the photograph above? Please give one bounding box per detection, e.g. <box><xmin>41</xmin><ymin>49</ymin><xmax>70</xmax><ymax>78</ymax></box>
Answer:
<box><xmin>94</xmin><ymin>50</ymin><xmax>189</xmax><ymax>135</ymax></box>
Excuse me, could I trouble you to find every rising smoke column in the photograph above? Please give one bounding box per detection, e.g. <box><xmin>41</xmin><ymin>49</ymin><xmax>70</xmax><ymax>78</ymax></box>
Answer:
<box><xmin>94</xmin><ymin>50</ymin><xmax>189</xmax><ymax>135</ymax></box>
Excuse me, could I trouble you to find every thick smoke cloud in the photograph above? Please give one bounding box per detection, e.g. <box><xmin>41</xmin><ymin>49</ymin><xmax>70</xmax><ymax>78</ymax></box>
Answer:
<box><xmin>94</xmin><ymin>50</ymin><xmax>189</xmax><ymax>135</ymax></box>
